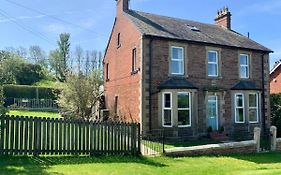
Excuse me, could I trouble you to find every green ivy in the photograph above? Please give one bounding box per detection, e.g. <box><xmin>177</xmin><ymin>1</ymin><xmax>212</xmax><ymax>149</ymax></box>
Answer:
<box><xmin>271</xmin><ymin>94</ymin><xmax>281</xmax><ymax>137</ymax></box>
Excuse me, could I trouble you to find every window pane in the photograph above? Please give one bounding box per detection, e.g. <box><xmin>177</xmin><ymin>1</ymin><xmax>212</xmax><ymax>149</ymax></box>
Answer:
<box><xmin>178</xmin><ymin>110</ymin><xmax>190</xmax><ymax>126</ymax></box>
<box><xmin>236</xmin><ymin>95</ymin><xmax>243</xmax><ymax>107</ymax></box>
<box><xmin>208</xmin><ymin>101</ymin><xmax>216</xmax><ymax>118</ymax></box>
<box><xmin>249</xmin><ymin>94</ymin><xmax>257</xmax><ymax>107</ymax></box>
<box><xmin>249</xmin><ymin>109</ymin><xmax>258</xmax><ymax>122</ymax></box>
<box><xmin>164</xmin><ymin>94</ymin><xmax>171</xmax><ymax>108</ymax></box>
<box><xmin>236</xmin><ymin>108</ymin><xmax>244</xmax><ymax>122</ymax></box>
<box><xmin>240</xmin><ymin>67</ymin><xmax>248</xmax><ymax>78</ymax></box>
<box><xmin>208</xmin><ymin>51</ymin><xmax>217</xmax><ymax>62</ymax></box>
<box><xmin>164</xmin><ymin>110</ymin><xmax>172</xmax><ymax>126</ymax></box>
<box><xmin>208</xmin><ymin>64</ymin><xmax>217</xmax><ymax>76</ymax></box>
<box><xmin>171</xmin><ymin>60</ymin><xmax>183</xmax><ymax>74</ymax></box>
<box><xmin>172</xmin><ymin>47</ymin><xmax>183</xmax><ymax>59</ymax></box>
<box><xmin>240</xmin><ymin>55</ymin><xmax>248</xmax><ymax>65</ymax></box>
<box><xmin>178</xmin><ymin>93</ymin><xmax>189</xmax><ymax>108</ymax></box>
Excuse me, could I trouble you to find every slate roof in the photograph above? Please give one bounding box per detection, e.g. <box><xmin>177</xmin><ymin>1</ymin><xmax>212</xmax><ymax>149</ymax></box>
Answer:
<box><xmin>158</xmin><ymin>78</ymin><xmax>198</xmax><ymax>90</ymax></box>
<box><xmin>126</xmin><ymin>10</ymin><xmax>272</xmax><ymax>52</ymax></box>
<box><xmin>231</xmin><ymin>81</ymin><xmax>261</xmax><ymax>90</ymax></box>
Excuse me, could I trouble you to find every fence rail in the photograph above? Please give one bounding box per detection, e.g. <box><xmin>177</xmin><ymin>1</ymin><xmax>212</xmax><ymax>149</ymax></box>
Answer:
<box><xmin>0</xmin><ymin>115</ymin><xmax>140</xmax><ymax>156</ymax></box>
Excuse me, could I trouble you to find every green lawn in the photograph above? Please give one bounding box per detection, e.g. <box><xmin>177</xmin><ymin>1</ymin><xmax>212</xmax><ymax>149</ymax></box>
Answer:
<box><xmin>8</xmin><ymin>110</ymin><xmax>60</xmax><ymax>118</ymax></box>
<box><xmin>1</xmin><ymin>152</ymin><xmax>281</xmax><ymax>175</ymax></box>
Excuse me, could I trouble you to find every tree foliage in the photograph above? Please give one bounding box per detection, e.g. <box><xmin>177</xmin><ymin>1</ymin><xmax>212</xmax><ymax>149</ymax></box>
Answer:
<box><xmin>271</xmin><ymin>93</ymin><xmax>281</xmax><ymax>137</ymax></box>
<box><xmin>14</xmin><ymin>63</ymin><xmax>46</xmax><ymax>85</ymax></box>
<box><xmin>29</xmin><ymin>45</ymin><xmax>47</xmax><ymax>68</ymax></box>
<box><xmin>58</xmin><ymin>71</ymin><xmax>103</xmax><ymax>120</ymax></box>
<box><xmin>49</xmin><ymin>33</ymin><xmax>71</xmax><ymax>82</ymax></box>
<box><xmin>0</xmin><ymin>86</ymin><xmax>8</xmax><ymax>115</ymax></box>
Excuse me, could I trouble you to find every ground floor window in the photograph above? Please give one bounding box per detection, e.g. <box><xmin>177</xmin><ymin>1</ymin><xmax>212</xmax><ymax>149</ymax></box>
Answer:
<box><xmin>249</xmin><ymin>93</ymin><xmax>259</xmax><ymax>123</ymax></box>
<box><xmin>234</xmin><ymin>92</ymin><xmax>259</xmax><ymax>124</ymax></box>
<box><xmin>162</xmin><ymin>92</ymin><xmax>172</xmax><ymax>127</ymax></box>
<box><xmin>162</xmin><ymin>91</ymin><xmax>192</xmax><ymax>127</ymax></box>
<box><xmin>178</xmin><ymin>92</ymin><xmax>191</xmax><ymax>127</ymax></box>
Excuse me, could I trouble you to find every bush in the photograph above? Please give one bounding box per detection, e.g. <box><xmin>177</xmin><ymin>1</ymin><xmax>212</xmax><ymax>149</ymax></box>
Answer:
<box><xmin>3</xmin><ymin>84</ymin><xmax>59</xmax><ymax>100</ymax></box>
<box><xmin>271</xmin><ymin>94</ymin><xmax>281</xmax><ymax>137</ymax></box>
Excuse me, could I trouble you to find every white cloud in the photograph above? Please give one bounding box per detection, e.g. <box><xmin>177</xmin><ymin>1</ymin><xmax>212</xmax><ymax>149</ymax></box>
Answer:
<box><xmin>44</xmin><ymin>23</ymin><xmax>72</xmax><ymax>34</ymax></box>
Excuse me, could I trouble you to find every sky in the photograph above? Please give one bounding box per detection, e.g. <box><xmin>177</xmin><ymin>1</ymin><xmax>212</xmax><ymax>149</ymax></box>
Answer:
<box><xmin>0</xmin><ymin>0</ymin><xmax>280</xmax><ymax>69</ymax></box>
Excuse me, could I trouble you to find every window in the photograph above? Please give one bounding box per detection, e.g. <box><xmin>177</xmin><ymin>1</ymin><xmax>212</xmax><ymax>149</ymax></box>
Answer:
<box><xmin>106</xmin><ymin>63</ymin><xmax>109</xmax><ymax>81</ymax></box>
<box><xmin>240</xmin><ymin>54</ymin><xmax>249</xmax><ymax>78</ymax></box>
<box><xmin>132</xmin><ymin>48</ymin><xmax>137</xmax><ymax>73</ymax></box>
<box><xmin>235</xmin><ymin>93</ymin><xmax>245</xmax><ymax>123</ymax></box>
<box><xmin>171</xmin><ymin>46</ymin><xmax>184</xmax><ymax>75</ymax></box>
<box><xmin>249</xmin><ymin>93</ymin><xmax>258</xmax><ymax>123</ymax></box>
<box><xmin>208</xmin><ymin>51</ymin><xmax>218</xmax><ymax>77</ymax></box>
<box><xmin>178</xmin><ymin>92</ymin><xmax>191</xmax><ymax>127</ymax></box>
<box><xmin>117</xmin><ymin>33</ymin><xmax>121</xmax><ymax>47</ymax></box>
<box><xmin>162</xmin><ymin>93</ymin><xmax>172</xmax><ymax>127</ymax></box>
<box><xmin>114</xmin><ymin>96</ymin><xmax>118</xmax><ymax>115</ymax></box>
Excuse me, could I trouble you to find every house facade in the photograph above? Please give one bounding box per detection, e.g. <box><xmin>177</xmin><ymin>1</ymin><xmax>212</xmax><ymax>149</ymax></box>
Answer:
<box><xmin>104</xmin><ymin>0</ymin><xmax>272</xmax><ymax>138</ymax></box>
<box><xmin>270</xmin><ymin>60</ymin><xmax>281</xmax><ymax>94</ymax></box>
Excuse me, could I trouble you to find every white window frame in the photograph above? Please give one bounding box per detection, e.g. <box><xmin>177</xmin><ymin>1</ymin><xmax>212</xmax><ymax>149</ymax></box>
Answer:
<box><xmin>235</xmin><ymin>93</ymin><xmax>245</xmax><ymax>123</ymax></box>
<box><xmin>170</xmin><ymin>46</ymin><xmax>184</xmax><ymax>75</ymax></box>
<box><xmin>177</xmin><ymin>92</ymin><xmax>192</xmax><ymax>127</ymax></box>
<box><xmin>208</xmin><ymin>50</ymin><xmax>218</xmax><ymax>77</ymax></box>
<box><xmin>249</xmin><ymin>93</ymin><xmax>259</xmax><ymax>123</ymax></box>
<box><xmin>240</xmin><ymin>54</ymin><xmax>249</xmax><ymax>79</ymax></box>
<box><xmin>162</xmin><ymin>92</ymin><xmax>173</xmax><ymax>127</ymax></box>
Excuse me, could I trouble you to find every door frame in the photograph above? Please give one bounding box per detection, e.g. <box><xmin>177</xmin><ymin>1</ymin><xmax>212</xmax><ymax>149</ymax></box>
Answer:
<box><xmin>207</xmin><ymin>95</ymin><xmax>219</xmax><ymax>131</ymax></box>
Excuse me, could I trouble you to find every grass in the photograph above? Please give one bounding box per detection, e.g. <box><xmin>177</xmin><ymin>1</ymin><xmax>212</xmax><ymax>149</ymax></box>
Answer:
<box><xmin>8</xmin><ymin>110</ymin><xmax>60</xmax><ymax>118</ymax></box>
<box><xmin>1</xmin><ymin>152</ymin><xmax>281</xmax><ymax>175</ymax></box>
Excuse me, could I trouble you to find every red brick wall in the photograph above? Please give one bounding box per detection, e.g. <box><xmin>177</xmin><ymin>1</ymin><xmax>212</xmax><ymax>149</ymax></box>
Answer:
<box><xmin>270</xmin><ymin>67</ymin><xmax>281</xmax><ymax>94</ymax></box>
<box><xmin>104</xmin><ymin>5</ymin><xmax>142</xmax><ymax>122</ymax></box>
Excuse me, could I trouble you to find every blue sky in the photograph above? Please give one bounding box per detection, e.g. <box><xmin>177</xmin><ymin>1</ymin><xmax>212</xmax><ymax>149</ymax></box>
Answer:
<box><xmin>0</xmin><ymin>0</ymin><xmax>280</xmax><ymax>69</ymax></box>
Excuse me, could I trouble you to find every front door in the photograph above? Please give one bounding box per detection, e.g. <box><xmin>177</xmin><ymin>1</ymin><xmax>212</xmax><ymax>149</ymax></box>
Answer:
<box><xmin>207</xmin><ymin>96</ymin><xmax>218</xmax><ymax>131</ymax></box>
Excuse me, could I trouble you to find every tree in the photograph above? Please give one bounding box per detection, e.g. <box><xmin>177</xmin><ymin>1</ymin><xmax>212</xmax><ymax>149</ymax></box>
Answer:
<box><xmin>14</xmin><ymin>63</ymin><xmax>45</xmax><ymax>85</ymax></box>
<box><xmin>29</xmin><ymin>45</ymin><xmax>47</xmax><ymax>68</ymax></box>
<box><xmin>0</xmin><ymin>86</ymin><xmax>8</xmax><ymax>115</ymax></box>
<box><xmin>58</xmin><ymin>70</ymin><xmax>103</xmax><ymax>119</ymax></box>
<box><xmin>271</xmin><ymin>94</ymin><xmax>281</xmax><ymax>137</ymax></box>
<box><xmin>49</xmin><ymin>33</ymin><xmax>71</xmax><ymax>82</ymax></box>
<box><xmin>0</xmin><ymin>51</ymin><xmax>25</xmax><ymax>84</ymax></box>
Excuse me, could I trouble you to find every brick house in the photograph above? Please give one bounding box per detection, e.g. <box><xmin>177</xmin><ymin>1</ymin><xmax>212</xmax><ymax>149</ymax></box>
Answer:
<box><xmin>103</xmin><ymin>0</ymin><xmax>272</xmax><ymax>138</ymax></box>
<box><xmin>270</xmin><ymin>60</ymin><xmax>281</xmax><ymax>94</ymax></box>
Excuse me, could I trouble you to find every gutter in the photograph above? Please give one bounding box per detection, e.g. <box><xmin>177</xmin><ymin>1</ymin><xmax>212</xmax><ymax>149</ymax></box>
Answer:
<box><xmin>261</xmin><ymin>53</ymin><xmax>266</xmax><ymax>135</ymax></box>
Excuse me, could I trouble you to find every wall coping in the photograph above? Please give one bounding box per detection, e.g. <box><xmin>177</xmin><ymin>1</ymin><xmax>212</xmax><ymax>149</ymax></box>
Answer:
<box><xmin>165</xmin><ymin>140</ymin><xmax>256</xmax><ymax>153</ymax></box>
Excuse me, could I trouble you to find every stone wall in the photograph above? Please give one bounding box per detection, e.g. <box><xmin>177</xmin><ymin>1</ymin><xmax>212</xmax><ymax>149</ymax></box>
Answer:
<box><xmin>165</xmin><ymin>127</ymin><xmax>260</xmax><ymax>156</ymax></box>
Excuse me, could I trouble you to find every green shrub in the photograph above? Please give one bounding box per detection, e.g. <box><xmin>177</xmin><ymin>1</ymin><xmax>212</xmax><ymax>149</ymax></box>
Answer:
<box><xmin>271</xmin><ymin>94</ymin><xmax>281</xmax><ymax>137</ymax></box>
<box><xmin>3</xmin><ymin>84</ymin><xmax>59</xmax><ymax>100</ymax></box>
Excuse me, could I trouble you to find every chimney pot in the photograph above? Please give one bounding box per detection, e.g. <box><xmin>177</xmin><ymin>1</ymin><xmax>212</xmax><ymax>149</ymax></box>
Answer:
<box><xmin>215</xmin><ymin>6</ymin><xmax>232</xmax><ymax>29</ymax></box>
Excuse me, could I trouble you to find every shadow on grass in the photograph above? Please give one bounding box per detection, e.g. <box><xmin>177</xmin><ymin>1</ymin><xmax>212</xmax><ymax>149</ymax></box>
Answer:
<box><xmin>0</xmin><ymin>155</ymin><xmax>166</xmax><ymax>175</ymax></box>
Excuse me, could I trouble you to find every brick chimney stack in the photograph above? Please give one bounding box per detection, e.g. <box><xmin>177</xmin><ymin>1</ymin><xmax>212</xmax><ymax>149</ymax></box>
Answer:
<box><xmin>116</xmin><ymin>0</ymin><xmax>130</xmax><ymax>17</ymax></box>
<box><xmin>215</xmin><ymin>7</ymin><xmax>231</xmax><ymax>30</ymax></box>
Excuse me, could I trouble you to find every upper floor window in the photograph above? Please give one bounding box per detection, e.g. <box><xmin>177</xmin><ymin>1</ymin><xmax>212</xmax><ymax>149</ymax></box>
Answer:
<box><xmin>132</xmin><ymin>48</ymin><xmax>137</xmax><ymax>73</ymax></box>
<box><xmin>240</xmin><ymin>54</ymin><xmax>249</xmax><ymax>79</ymax></box>
<box><xmin>106</xmin><ymin>63</ymin><xmax>109</xmax><ymax>81</ymax></box>
<box><xmin>117</xmin><ymin>33</ymin><xmax>121</xmax><ymax>48</ymax></box>
<box><xmin>208</xmin><ymin>51</ymin><xmax>218</xmax><ymax>77</ymax></box>
<box><xmin>235</xmin><ymin>93</ymin><xmax>245</xmax><ymax>123</ymax></box>
<box><xmin>171</xmin><ymin>46</ymin><xmax>184</xmax><ymax>75</ymax></box>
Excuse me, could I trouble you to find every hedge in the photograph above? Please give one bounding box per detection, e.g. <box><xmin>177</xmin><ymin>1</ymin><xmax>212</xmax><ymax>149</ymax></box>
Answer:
<box><xmin>3</xmin><ymin>84</ymin><xmax>59</xmax><ymax>100</ymax></box>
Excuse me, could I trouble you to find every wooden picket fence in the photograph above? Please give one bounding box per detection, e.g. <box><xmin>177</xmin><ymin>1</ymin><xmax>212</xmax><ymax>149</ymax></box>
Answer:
<box><xmin>0</xmin><ymin>115</ymin><xmax>140</xmax><ymax>156</ymax></box>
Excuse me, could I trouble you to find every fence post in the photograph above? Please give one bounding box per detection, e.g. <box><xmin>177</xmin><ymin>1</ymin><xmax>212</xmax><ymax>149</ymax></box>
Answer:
<box><xmin>254</xmin><ymin>127</ymin><xmax>261</xmax><ymax>152</ymax></box>
<box><xmin>137</xmin><ymin>123</ymin><xmax>141</xmax><ymax>155</ymax></box>
<box><xmin>270</xmin><ymin>126</ymin><xmax>277</xmax><ymax>151</ymax></box>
